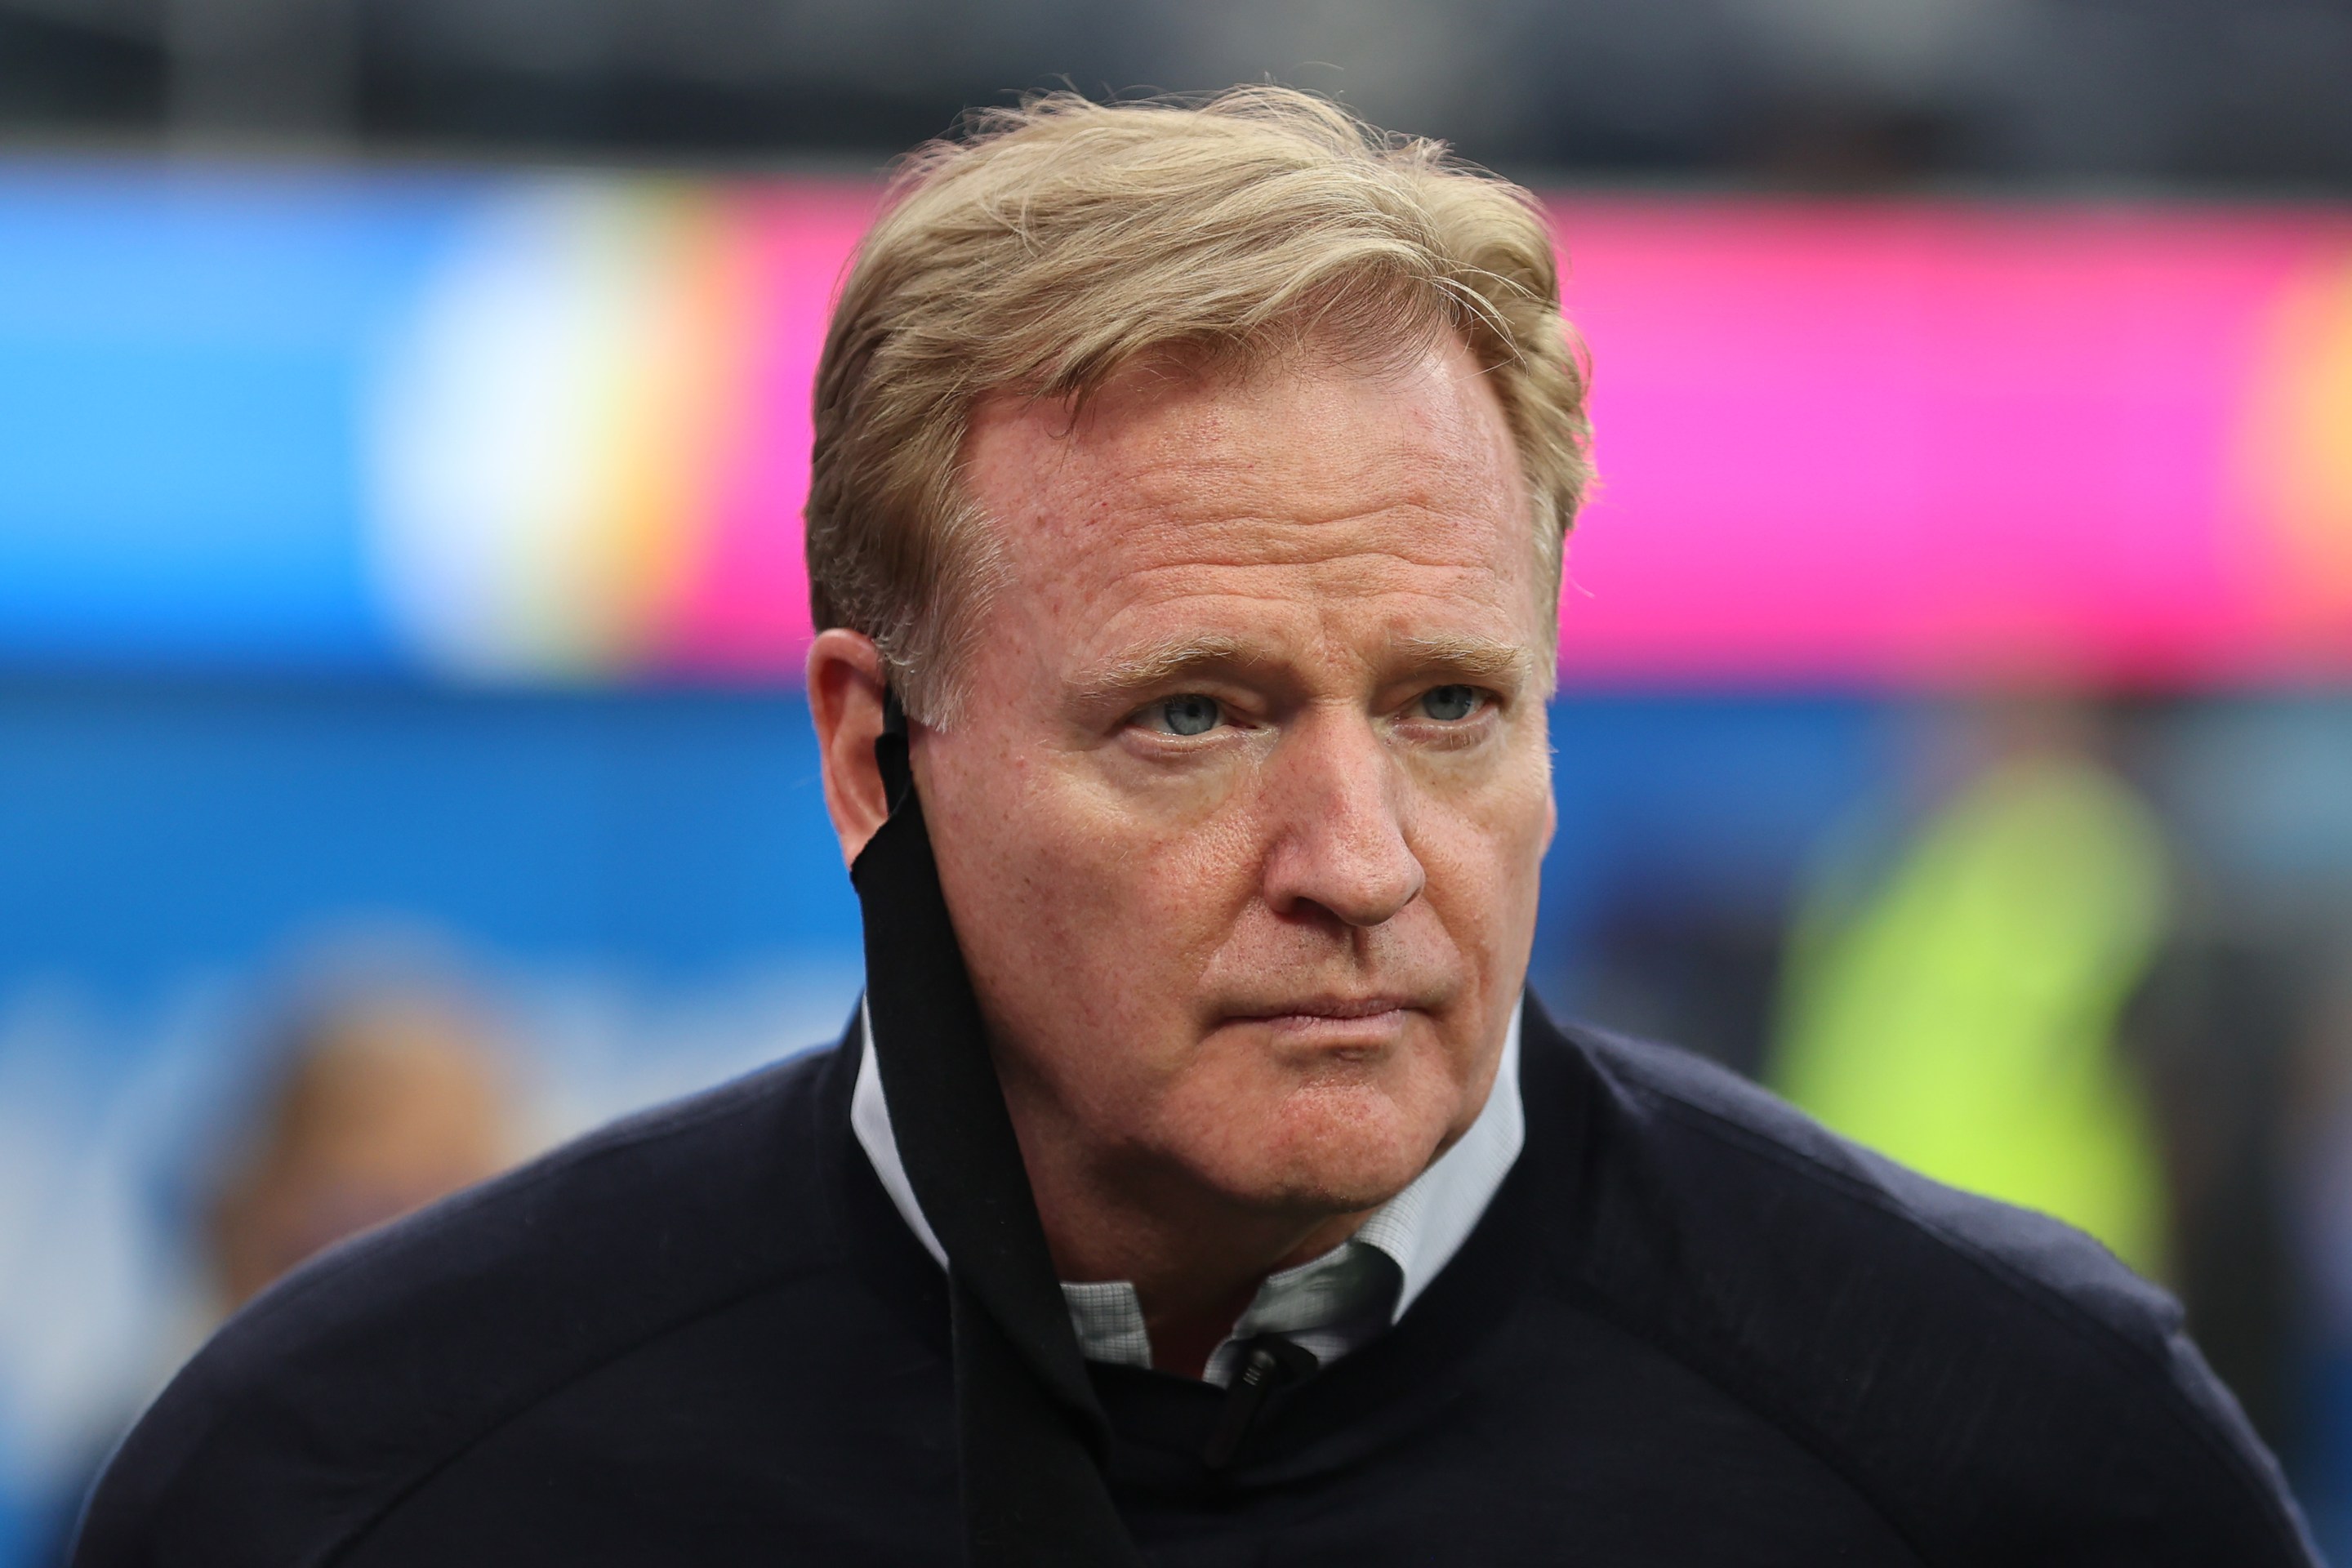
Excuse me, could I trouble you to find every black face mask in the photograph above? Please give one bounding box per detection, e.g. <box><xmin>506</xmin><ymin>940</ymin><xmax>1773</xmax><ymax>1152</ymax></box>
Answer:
<box><xmin>849</xmin><ymin>694</ymin><xmax>1147</xmax><ymax>1567</ymax></box>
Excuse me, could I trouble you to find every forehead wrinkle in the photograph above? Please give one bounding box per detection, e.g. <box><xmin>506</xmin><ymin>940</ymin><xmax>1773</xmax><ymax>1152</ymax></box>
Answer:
<box><xmin>1055</xmin><ymin>413</ymin><xmax>1513</xmax><ymax>553</ymax></box>
<box><xmin>1109</xmin><ymin>441</ymin><xmax>1503</xmax><ymax>539</ymax></box>
<box><xmin>1101</xmin><ymin>562</ymin><xmax>1533</xmax><ymax>659</ymax></box>
<box><xmin>969</xmin><ymin>361</ymin><xmax>1533</xmax><ymax>605</ymax></box>
<box><xmin>1073</xmin><ymin>512</ymin><xmax>1523</xmax><ymax>587</ymax></box>
<box><xmin>1063</xmin><ymin>555</ymin><xmax>1533</xmax><ymax>670</ymax></box>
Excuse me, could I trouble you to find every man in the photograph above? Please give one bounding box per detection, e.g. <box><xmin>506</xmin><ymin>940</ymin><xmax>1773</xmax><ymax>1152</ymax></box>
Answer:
<box><xmin>78</xmin><ymin>88</ymin><xmax>2314</xmax><ymax>1566</ymax></box>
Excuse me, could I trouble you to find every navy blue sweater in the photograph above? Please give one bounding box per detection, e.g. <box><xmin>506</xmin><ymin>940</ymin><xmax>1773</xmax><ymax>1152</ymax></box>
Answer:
<box><xmin>75</xmin><ymin>1000</ymin><xmax>2317</xmax><ymax>1565</ymax></box>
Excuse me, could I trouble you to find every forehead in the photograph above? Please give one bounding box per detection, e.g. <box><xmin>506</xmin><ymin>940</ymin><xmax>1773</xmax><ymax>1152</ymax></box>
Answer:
<box><xmin>961</xmin><ymin>338</ymin><xmax>1541</xmax><ymax>663</ymax></box>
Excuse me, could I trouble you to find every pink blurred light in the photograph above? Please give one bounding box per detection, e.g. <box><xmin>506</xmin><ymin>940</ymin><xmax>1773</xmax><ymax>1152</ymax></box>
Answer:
<box><xmin>1554</xmin><ymin>198</ymin><xmax>2344</xmax><ymax>686</ymax></box>
<box><xmin>655</xmin><ymin>186</ymin><xmax>875</xmax><ymax>678</ymax></box>
<box><xmin>651</xmin><ymin>189</ymin><xmax>2352</xmax><ymax>688</ymax></box>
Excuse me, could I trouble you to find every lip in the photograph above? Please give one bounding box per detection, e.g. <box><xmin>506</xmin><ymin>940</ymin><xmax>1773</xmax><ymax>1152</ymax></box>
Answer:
<box><xmin>1225</xmin><ymin>995</ymin><xmax>1423</xmax><ymax>1024</ymax></box>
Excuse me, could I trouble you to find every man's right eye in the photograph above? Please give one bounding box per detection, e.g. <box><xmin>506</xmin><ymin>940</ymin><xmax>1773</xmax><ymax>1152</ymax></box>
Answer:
<box><xmin>1139</xmin><ymin>695</ymin><xmax>1223</xmax><ymax>737</ymax></box>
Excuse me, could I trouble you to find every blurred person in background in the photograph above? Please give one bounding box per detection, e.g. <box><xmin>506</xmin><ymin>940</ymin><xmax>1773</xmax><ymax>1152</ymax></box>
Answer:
<box><xmin>1770</xmin><ymin>698</ymin><xmax>2173</xmax><ymax>1276</ymax></box>
<box><xmin>33</xmin><ymin>979</ymin><xmax>513</xmax><ymax>1564</ymax></box>
<box><xmin>1768</xmin><ymin>695</ymin><xmax>2352</xmax><ymax>1498</ymax></box>
<box><xmin>205</xmin><ymin>987</ymin><xmax>514</xmax><ymax>1313</ymax></box>
<box><xmin>74</xmin><ymin>90</ymin><xmax>2317</xmax><ymax>1566</ymax></box>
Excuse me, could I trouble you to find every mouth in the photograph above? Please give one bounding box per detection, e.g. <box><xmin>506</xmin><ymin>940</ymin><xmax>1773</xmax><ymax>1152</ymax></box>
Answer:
<box><xmin>1223</xmin><ymin>995</ymin><xmax>1424</xmax><ymax>1037</ymax></box>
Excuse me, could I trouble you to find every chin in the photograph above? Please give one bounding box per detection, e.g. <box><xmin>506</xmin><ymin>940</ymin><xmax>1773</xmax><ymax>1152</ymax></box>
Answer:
<box><xmin>1214</xmin><ymin>1082</ymin><xmax>1446</xmax><ymax>1214</ymax></box>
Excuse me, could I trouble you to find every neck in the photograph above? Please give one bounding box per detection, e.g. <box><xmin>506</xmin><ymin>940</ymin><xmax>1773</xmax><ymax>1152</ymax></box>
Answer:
<box><xmin>1008</xmin><ymin>1113</ymin><xmax>1378</xmax><ymax>1379</ymax></box>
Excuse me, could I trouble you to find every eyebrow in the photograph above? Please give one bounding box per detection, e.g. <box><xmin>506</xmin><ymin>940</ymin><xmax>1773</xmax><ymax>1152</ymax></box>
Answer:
<box><xmin>1069</xmin><ymin>628</ymin><xmax>1538</xmax><ymax>707</ymax></box>
<box><xmin>1071</xmin><ymin>633</ymin><xmax>1261</xmax><ymax>705</ymax></box>
<box><xmin>1388</xmin><ymin>631</ymin><xmax>1537</xmax><ymax>688</ymax></box>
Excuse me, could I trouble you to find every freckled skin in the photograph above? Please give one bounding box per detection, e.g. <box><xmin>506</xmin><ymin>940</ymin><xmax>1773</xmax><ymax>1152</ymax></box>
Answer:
<box><xmin>808</xmin><ymin>338</ymin><xmax>1557</xmax><ymax>1374</ymax></box>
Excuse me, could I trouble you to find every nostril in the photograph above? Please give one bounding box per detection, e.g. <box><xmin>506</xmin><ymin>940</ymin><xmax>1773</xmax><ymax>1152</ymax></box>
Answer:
<box><xmin>1264</xmin><ymin>840</ymin><xmax>1425</xmax><ymax>929</ymax></box>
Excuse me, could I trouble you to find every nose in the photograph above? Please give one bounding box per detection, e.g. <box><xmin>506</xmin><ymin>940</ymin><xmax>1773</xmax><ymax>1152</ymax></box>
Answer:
<box><xmin>1259</xmin><ymin>714</ymin><xmax>1427</xmax><ymax>929</ymax></box>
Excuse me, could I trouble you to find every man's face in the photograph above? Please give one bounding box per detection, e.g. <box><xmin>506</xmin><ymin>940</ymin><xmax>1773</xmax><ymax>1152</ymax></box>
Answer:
<box><xmin>918</xmin><ymin>336</ymin><xmax>1556</xmax><ymax>1223</ymax></box>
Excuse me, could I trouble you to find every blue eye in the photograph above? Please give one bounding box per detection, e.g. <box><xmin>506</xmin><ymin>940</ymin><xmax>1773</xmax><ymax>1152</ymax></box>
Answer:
<box><xmin>1420</xmin><ymin>685</ymin><xmax>1479</xmax><ymax>722</ymax></box>
<box><xmin>1155</xmin><ymin>695</ymin><xmax>1223</xmax><ymax>736</ymax></box>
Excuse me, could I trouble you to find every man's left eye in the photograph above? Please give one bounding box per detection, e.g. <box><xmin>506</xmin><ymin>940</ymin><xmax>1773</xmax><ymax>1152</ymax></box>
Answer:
<box><xmin>1415</xmin><ymin>685</ymin><xmax>1482</xmax><ymax>722</ymax></box>
<box><xmin>1143</xmin><ymin>694</ymin><xmax>1224</xmax><ymax>736</ymax></box>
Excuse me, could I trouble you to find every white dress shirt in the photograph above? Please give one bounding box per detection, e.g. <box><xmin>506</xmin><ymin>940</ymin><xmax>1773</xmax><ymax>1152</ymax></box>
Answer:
<box><xmin>851</xmin><ymin>1003</ymin><xmax>1525</xmax><ymax>1387</ymax></box>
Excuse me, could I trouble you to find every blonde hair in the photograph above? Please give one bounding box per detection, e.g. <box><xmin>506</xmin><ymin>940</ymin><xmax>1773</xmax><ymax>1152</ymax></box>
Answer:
<box><xmin>806</xmin><ymin>86</ymin><xmax>1592</xmax><ymax>724</ymax></box>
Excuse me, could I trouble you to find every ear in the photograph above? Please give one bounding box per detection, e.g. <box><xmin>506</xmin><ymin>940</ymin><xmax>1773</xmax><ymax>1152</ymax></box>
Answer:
<box><xmin>807</xmin><ymin>628</ymin><xmax>893</xmax><ymax>868</ymax></box>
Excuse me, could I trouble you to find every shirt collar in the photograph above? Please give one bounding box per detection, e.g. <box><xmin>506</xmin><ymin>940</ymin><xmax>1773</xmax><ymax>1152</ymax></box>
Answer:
<box><xmin>851</xmin><ymin>1000</ymin><xmax>1525</xmax><ymax>1380</ymax></box>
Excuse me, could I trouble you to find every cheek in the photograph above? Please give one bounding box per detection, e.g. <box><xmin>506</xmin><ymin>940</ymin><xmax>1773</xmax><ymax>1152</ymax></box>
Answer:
<box><xmin>1418</xmin><ymin>745</ymin><xmax>1552</xmax><ymax>909</ymax></box>
<box><xmin>923</xmin><ymin>738</ymin><xmax>1261</xmax><ymax>1035</ymax></box>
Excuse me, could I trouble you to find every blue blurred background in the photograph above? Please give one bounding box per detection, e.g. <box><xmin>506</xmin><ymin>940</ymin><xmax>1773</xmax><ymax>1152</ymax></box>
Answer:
<box><xmin>3</xmin><ymin>2</ymin><xmax>2352</xmax><ymax>1561</ymax></box>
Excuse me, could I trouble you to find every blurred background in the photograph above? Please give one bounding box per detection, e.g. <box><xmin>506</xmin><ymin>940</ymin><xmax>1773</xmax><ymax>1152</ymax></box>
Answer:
<box><xmin>2</xmin><ymin>0</ymin><xmax>2350</xmax><ymax>1559</ymax></box>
